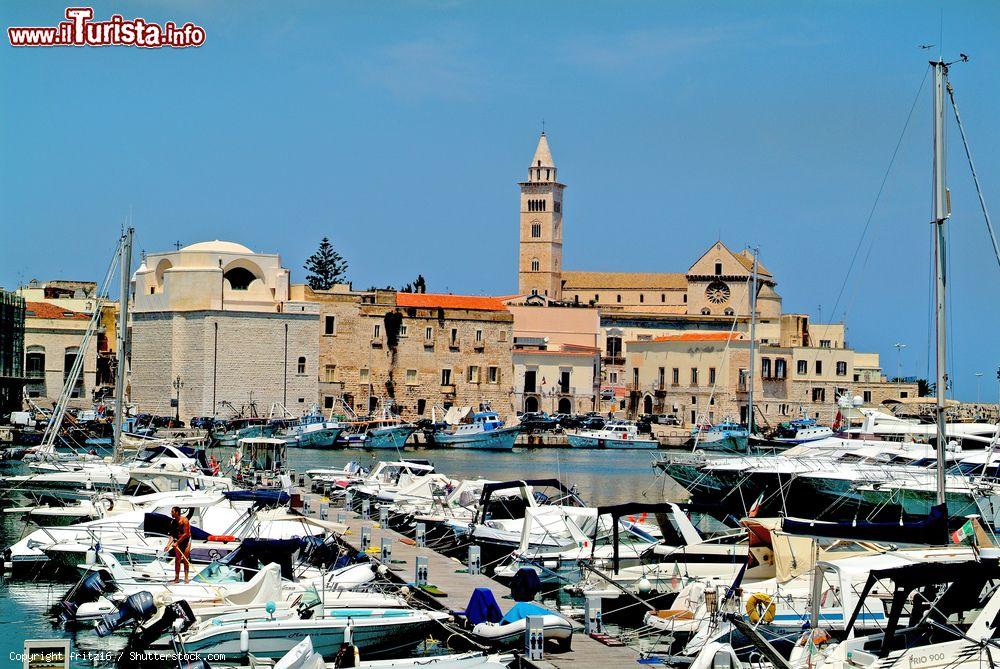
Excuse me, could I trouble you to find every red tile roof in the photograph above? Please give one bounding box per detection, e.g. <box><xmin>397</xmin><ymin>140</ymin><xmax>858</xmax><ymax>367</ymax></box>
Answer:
<box><xmin>24</xmin><ymin>301</ymin><xmax>90</xmax><ymax>320</ymax></box>
<box><xmin>650</xmin><ymin>332</ymin><xmax>743</xmax><ymax>342</ymax></box>
<box><xmin>395</xmin><ymin>292</ymin><xmax>508</xmax><ymax>312</ymax></box>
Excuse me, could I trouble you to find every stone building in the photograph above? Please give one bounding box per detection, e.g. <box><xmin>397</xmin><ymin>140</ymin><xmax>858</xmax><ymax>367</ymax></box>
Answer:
<box><xmin>22</xmin><ymin>301</ymin><xmax>98</xmax><ymax>408</ymax></box>
<box><xmin>300</xmin><ymin>286</ymin><xmax>514</xmax><ymax>419</ymax></box>
<box><xmin>130</xmin><ymin>241</ymin><xmax>318</xmax><ymax>419</ymax></box>
<box><xmin>514</xmin><ymin>131</ymin><xmax>920</xmax><ymax>421</ymax></box>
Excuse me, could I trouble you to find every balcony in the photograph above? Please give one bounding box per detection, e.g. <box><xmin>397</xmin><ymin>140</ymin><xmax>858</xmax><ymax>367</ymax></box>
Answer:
<box><xmin>25</xmin><ymin>370</ymin><xmax>46</xmax><ymax>380</ymax></box>
<box><xmin>440</xmin><ymin>384</ymin><xmax>456</xmax><ymax>395</ymax></box>
<box><xmin>370</xmin><ymin>338</ymin><xmax>383</xmax><ymax>349</ymax></box>
<box><xmin>602</xmin><ymin>355</ymin><xmax>625</xmax><ymax>366</ymax></box>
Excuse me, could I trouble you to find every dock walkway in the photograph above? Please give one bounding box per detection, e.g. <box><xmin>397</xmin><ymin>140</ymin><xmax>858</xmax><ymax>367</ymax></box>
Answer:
<box><xmin>296</xmin><ymin>488</ymin><xmax>643</xmax><ymax>669</ymax></box>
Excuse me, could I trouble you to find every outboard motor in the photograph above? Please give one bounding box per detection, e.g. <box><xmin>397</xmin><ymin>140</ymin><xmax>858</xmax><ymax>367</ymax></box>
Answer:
<box><xmin>96</xmin><ymin>591</ymin><xmax>156</xmax><ymax>637</ymax></box>
<box><xmin>126</xmin><ymin>600</ymin><xmax>196</xmax><ymax>653</ymax></box>
<box><xmin>61</xmin><ymin>570</ymin><xmax>116</xmax><ymax>620</ymax></box>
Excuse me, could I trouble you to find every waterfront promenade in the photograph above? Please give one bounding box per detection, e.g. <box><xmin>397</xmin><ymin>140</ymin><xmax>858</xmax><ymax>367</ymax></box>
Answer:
<box><xmin>295</xmin><ymin>486</ymin><xmax>643</xmax><ymax>669</ymax></box>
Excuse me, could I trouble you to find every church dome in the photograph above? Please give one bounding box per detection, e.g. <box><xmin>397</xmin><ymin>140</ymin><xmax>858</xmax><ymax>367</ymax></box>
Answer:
<box><xmin>180</xmin><ymin>240</ymin><xmax>254</xmax><ymax>254</ymax></box>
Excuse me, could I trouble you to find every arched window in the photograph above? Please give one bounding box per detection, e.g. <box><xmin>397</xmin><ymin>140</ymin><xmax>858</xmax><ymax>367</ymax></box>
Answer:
<box><xmin>224</xmin><ymin>266</ymin><xmax>257</xmax><ymax>291</ymax></box>
<box><xmin>25</xmin><ymin>346</ymin><xmax>45</xmax><ymax>379</ymax></box>
<box><xmin>724</xmin><ymin>308</ymin><xmax>734</xmax><ymax>316</ymax></box>
<box><xmin>661</xmin><ymin>294</ymin><xmax>665</xmax><ymax>302</ymax></box>
<box><xmin>297</xmin><ymin>356</ymin><xmax>306</xmax><ymax>374</ymax></box>
<box><xmin>530</xmin><ymin>258</ymin><xmax>540</xmax><ymax>272</ymax></box>
<box><xmin>616</xmin><ymin>294</ymin><xmax>621</xmax><ymax>303</ymax></box>
<box><xmin>701</xmin><ymin>308</ymin><xmax>711</xmax><ymax>315</ymax></box>
<box><xmin>531</xmin><ymin>223</ymin><xmax>541</xmax><ymax>238</ymax></box>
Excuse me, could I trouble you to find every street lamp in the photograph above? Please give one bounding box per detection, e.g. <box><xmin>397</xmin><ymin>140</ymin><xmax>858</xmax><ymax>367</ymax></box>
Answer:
<box><xmin>893</xmin><ymin>343</ymin><xmax>907</xmax><ymax>383</ymax></box>
<box><xmin>172</xmin><ymin>375</ymin><xmax>183</xmax><ymax>424</ymax></box>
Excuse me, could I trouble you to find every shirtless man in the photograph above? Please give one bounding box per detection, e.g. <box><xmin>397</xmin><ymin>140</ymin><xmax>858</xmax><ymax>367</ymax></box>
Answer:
<box><xmin>165</xmin><ymin>506</ymin><xmax>191</xmax><ymax>583</ymax></box>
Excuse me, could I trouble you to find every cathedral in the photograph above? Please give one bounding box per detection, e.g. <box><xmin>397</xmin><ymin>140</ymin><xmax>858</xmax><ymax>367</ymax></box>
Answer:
<box><xmin>517</xmin><ymin>132</ymin><xmax>782</xmax><ymax>321</ymax></box>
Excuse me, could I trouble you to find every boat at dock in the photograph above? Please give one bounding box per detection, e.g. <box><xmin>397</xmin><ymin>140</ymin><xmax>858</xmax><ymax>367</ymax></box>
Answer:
<box><xmin>566</xmin><ymin>421</ymin><xmax>658</xmax><ymax>449</ymax></box>
<box><xmin>433</xmin><ymin>405</ymin><xmax>520</xmax><ymax>451</ymax></box>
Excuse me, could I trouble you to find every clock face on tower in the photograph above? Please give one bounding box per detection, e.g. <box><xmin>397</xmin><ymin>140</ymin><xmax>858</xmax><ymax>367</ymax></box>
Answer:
<box><xmin>706</xmin><ymin>281</ymin><xmax>731</xmax><ymax>304</ymax></box>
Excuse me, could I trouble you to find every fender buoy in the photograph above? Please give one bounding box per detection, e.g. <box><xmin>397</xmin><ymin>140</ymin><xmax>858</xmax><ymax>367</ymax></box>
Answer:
<box><xmin>746</xmin><ymin>592</ymin><xmax>776</xmax><ymax>624</ymax></box>
<box><xmin>207</xmin><ymin>534</ymin><xmax>236</xmax><ymax>543</ymax></box>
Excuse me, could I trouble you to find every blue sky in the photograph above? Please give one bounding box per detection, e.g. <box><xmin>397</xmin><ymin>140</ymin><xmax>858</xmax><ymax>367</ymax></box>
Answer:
<box><xmin>2</xmin><ymin>1</ymin><xmax>999</xmax><ymax>400</ymax></box>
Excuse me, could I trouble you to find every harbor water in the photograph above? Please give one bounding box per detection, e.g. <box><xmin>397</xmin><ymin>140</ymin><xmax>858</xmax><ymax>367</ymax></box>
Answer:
<box><xmin>0</xmin><ymin>445</ymin><xmax>672</xmax><ymax>666</ymax></box>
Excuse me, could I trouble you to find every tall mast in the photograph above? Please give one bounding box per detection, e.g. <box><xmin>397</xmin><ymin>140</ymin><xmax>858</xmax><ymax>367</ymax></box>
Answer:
<box><xmin>747</xmin><ymin>248</ymin><xmax>758</xmax><ymax>437</ymax></box>
<box><xmin>931</xmin><ymin>61</ymin><xmax>949</xmax><ymax>506</ymax></box>
<box><xmin>112</xmin><ymin>227</ymin><xmax>133</xmax><ymax>464</ymax></box>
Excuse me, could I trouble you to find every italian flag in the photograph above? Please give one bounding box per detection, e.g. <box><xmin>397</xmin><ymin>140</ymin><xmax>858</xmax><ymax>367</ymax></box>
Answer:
<box><xmin>951</xmin><ymin>519</ymin><xmax>976</xmax><ymax>545</ymax></box>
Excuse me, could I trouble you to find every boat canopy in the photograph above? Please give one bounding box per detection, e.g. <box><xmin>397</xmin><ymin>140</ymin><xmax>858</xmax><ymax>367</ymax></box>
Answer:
<box><xmin>222</xmin><ymin>489</ymin><xmax>290</xmax><ymax>506</ymax></box>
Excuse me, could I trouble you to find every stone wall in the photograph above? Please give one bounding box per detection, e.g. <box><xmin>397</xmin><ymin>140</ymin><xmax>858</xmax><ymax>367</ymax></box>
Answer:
<box><xmin>131</xmin><ymin>310</ymin><xmax>318</xmax><ymax>419</ymax></box>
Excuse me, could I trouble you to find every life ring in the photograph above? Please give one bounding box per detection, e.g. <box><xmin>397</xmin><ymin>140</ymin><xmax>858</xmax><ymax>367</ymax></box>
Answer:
<box><xmin>746</xmin><ymin>592</ymin><xmax>776</xmax><ymax>624</ymax></box>
<box><xmin>98</xmin><ymin>497</ymin><xmax>114</xmax><ymax>512</ymax></box>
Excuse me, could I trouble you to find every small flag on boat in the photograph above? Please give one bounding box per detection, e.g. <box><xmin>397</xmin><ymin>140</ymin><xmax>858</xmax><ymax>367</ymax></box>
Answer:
<box><xmin>951</xmin><ymin>519</ymin><xmax>976</xmax><ymax>545</ymax></box>
<box><xmin>670</xmin><ymin>562</ymin><xmax>682</xmax><ymax>589</ymax></box>
<box><xmin>832</xmin><ymin>410</ymin><xmax>843</xmax><ymax>432</ymax></box>
<box><xmin>748</xmin><ymin>493</ymin><xmax>765</xmax><ymax>518</ymax></box>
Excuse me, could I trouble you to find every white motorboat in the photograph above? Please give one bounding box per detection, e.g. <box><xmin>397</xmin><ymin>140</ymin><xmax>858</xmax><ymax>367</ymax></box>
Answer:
<box><xmin>567</xmin><ymin>422</ymin><xmax>658</xmax><ymax>449</ymax></box>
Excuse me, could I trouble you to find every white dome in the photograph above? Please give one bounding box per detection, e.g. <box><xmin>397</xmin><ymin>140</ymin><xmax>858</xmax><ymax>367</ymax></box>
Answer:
<box><xmin>180</xmin><ymin>240</ymin><xmax>254</xmax><ymax>254</ymax></box>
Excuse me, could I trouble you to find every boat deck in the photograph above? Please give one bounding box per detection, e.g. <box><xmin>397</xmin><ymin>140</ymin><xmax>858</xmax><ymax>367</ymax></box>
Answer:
<box><xmin>295</xmin><ymin>488</ymin><xmax>643</xmax><ymax>669</ymax></box>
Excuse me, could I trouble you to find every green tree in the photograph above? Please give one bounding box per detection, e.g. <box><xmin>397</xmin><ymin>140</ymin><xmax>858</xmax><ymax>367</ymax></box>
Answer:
<box><xmin>303</xmin><ymin>237</ymin><xmax>348</xmax><ymax>290</ymax></box>
<box><xmin>400</xmin><ymin>274</ymin><xmax>427</xmax><ymax>294</ymax></box>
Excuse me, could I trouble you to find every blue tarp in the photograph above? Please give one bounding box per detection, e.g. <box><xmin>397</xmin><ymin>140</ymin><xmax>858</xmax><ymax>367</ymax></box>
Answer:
<box><xmin>222</xmin><ymin>489</ymin><xmax>290</xmax><ymax>505</ymax></box>
<box><xmin>465</xmin><ymin>587</ymin><xmax>503</xmax><ymax>625</ymax></box>
<box><xmin>501</xmin><ymin>601</ymin><xmax>552</xmax><ymax>624</ymax></box>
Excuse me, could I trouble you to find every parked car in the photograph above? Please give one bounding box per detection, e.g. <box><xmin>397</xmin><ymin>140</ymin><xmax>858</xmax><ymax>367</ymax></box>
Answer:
<box><xmin>578</xmin><ymin>416</ymin><xmax>606</xmax><ymax>430</ymax></box>
<box><xmin>519</xmin><ymin>412</ymin><xmax>559</xmax><ymax>432</ymax></box>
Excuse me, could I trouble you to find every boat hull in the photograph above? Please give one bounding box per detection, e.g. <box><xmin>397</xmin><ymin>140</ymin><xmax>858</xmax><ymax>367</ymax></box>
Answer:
<box><xmin>566</xmin><ymin>434</ymin><xmax>657</xmax><ymax>449</ymax></box>
<box><xmin>435</xmin><ymin>427</ymin><xmax>519</xmax><ymax>451</ymax></box>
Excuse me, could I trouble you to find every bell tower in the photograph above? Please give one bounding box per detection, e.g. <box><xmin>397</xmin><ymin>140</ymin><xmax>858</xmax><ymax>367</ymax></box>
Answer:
<box><xmin>518</xmin><ymin>132</ymin><xmax>564</xmax><ymax>300</ymax></box>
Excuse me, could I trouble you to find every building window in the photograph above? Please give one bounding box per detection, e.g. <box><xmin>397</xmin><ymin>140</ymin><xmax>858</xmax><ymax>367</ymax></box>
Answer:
<box><xmin>359</xmin><ymin>368</ymin><xmax>370</xmax><ymax>383</ymax></box>
<box><xmin>475</xmin><ymin>329</ymin><xmax>483</xmax><ymax>343</ymax></box>
<box><xmin>323</xmin><ymin>365</ymin><xmax>336</xmax><ymax>382</ymax></box>
<box><xmin>488</xmin><ymin>366</ymin><xmax>499</xmax><ymax>383</ymax></box>
<box><xmin>709</xmin><ymin>367</ymin><xmax>716</xmax><ymax>384</ymax></box>
<box><xmin>836</xmin><ymin>361</ymin><xmax>847</xmax><ymax>376</ymax></box>
<box><xmin>657</xmin><ymin>367</ymin><xmax>665</xmax><ymax>388</ymax></box>
<box><xmin>606</xmin><ymin>336</ymin><xmax>622</xmax><ymax>359</ymax></box>
<box><xmin>425</xmin><ymin>326</ymin><xmax>433</xmax><ymax>341</ymax></box>
<box><xmin>690</xmin><ymin>368</ymin><xmax>699</xmax><ymax>385</ymax></box>
<box><xmin>296</xmin><ymin>356</ymin><xmax>306</xmax><ymax>374</ymax></box>
<box><xmin>775</xmin><ymin>358</ymin><xmax>786</xmax><ymax>379</ymax></box>
<box><xmin>594</xmin><ymin>294</ymin><xmax>599</xmax><ymax>303</ymax></box>
<box><xmin>499</xmin><ymin>330</ymin><xmax>507</xmax><ymax>342</ymax></box>
<box><xmin>149</xmin><ymin>287</ymin><xmax>155</xmax><ymax>295</ymax></box>
<box><xmin>530</xmin><ymin>258</ymin><xmax>540</xmax><ymax>272</ymax></box>
<box><xmin>25</xmin><ymin>349</ymin><xmax>45</xmax><ymax>379</ymax></box>
<box><xmin>324</xmin><ymin>315</ymin><xmax>336</xmax><ymax>335</ymax></box>
<box><xmin>715</xmin><ymin>262</ymin><xmax>723</xmax><ymax>275</ymax></box>
<box><xmin>640</xmin><ymin>294</ymin><xmax>644</xmax><ymax>303</ymax></box>
<box><xmin>531</xmin><ymin>223</ymin><xmax>541</xmax><ymax>238</ymax></box>
<box><xmin>797</xmin><ymin>360</ymin><xmax>808</xmax><ymax>375</ymax></box>
<box><xmin>468</xmin><ymin>365</ymin><xmax>480</xmax><ymax>383</ymax></box>
<box><xmin>373</xmin><ymin>323</ymin><xmax>381</xmax><ymax>339</ymax></box>
<box><xmin>724</xmin><ymin>308</ymin><xmax>734</xmax><ymax>316</ymax></box>
<box><xmin>610</xmin><ymin>371</ymin><xmax>618</xmax><ymax>384</ymax></box>
<box><xmin>812</xmin><ymin>388</ymin><xmax>826</xmax><ymax>402</ymax></box>
<box><xmin>450</xmin><ymin>328</ymin><xmax>458</xmax><ymax>347</ymax></box>
<box><xmin>398</xmin><ymin>324</ymin><xmax>408</xmax><ymax>337</ymax></box>
<box><xmin>820</xmin><ymin>340</ymin><xmax>831</xmax><ymax>348</ymax></box>
<box><xmin>632</xmin><ymin>368</ymin><xmax>639</xmax><ymax>388</ymax></box>
<box><xmin>616</xmin><ymin>294</ymin><xmax>622</xmax><ymax>303</ymax></box>
<box><xmin>815</xmin><ymin>360</ymin><xmax>823</xmax><ymax>375</ymax></box>
<box><xmin>761</xmin><ymin>358</ymin><xmax>771</xmax><ymax>378</ymax></box>
<box><xmin>672</xmin><ymin>367</ymin><xmax>679</xmax><ymax>385</ymax></box>
<box><xmin>441</xmin><ymin>368</ymin><xmax>452</xmax><ymax>385</ymax></box>
<box><xmin>417</xmin><ymin>398</ymin><xmax>426</xmax><ymax>415</ymax></box>
<box><xmin>863</xmin><ymin>390</ymin><xmax>872</xmax><ymax>403</ymax></box>
<box><xmin>701</xmin><ymin>308</ymin><xmax>711</xmax><ymax>315</ymax></box>
<box><xmin>405</xmin><ymin>369</ymin><xmax>417</xmax><ymax>384</ymax></box>
<box><xmin>661</xmin><ymin>294</ymin><xmax>665</xmax><ymax>302</ymax></box>
<box><xmin>900</xmin><ymin>391</ymin><xmax>908</xmax><ymax>399</ymax></box>
<box><xmin>324</xmin><ymin>396</ymin><xmax>335</xmax><ymax>409</ymax></box>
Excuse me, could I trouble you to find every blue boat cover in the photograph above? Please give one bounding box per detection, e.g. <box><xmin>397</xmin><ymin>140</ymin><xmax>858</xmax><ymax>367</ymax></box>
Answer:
<box><xmin>510</xmin><ymin>567</ymin><xmax>541</xmax><ymax>602</ymax></box>
<box><xmin>502</xmin><ymin>601</ymin><xmax>552</xmax><ymax>624</ymax></box>
<box><xmin>465</xmin><ymin>587</ymin><xmax>503</xmax><ymax>625</ymax></box>
<box><xmin>222</xmin><ymin>489</ymin><xmax>291</xmax><ymax>505</ymax></box>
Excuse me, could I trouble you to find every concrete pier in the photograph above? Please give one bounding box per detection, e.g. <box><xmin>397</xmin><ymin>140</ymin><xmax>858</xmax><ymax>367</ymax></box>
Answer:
<box><xmin>296</xmin><ymin>487</ymin><xmax>643</xmax><ymax>669</ymax></box>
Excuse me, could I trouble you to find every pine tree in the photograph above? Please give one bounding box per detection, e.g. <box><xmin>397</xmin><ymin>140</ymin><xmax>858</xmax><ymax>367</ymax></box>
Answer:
<box><xmin>303</xmin><ymin>237</ymin><xmax>348</xmax><ymax>290</ymax></box>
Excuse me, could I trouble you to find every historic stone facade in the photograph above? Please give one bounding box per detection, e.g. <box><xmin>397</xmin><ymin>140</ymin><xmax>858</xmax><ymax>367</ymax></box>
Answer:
<box><xmin>22</xmin><ymin>301</ymin><xmax>99</xmax><ymax>408</ymax></box>
<box><xmin>130</xmin><ymin>241</ymin><xmax>318</xmax><ymax>419</ymax></box>
<box><xmin>302</xmin><ymin>287</ymin><xmax>514</xmax><ymax>419</ymax></box>
<box><xmin>518</xmin><ymin>133</ymin><xmax>564</xmax><ymax>300</ymax></box>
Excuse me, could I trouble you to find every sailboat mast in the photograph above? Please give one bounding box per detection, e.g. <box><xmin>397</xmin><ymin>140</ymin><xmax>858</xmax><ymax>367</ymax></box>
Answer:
<box><xmin>747</xmin><ymin>248</ymin><xmax>758</xmax><ymax>437</ymax></box>
<box><xmin>112</xmin><ymin>227</ymin><xmax>133</xmax><ymax>464</ymax></box>
<box><xmin>931</xmin><ymin>61</ymin><xmax>949</xmax><ymax>506</ymax></box>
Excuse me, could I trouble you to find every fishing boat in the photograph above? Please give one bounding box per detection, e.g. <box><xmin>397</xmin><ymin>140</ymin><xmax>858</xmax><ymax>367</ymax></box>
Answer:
<box><xmin>566</xmin><ymin>421</ymin><xmax>658</xmax><ymax>449</ymax></box>
<box><xmin>769</xmin><ymin>417</ymin><xmax>834</xmax><ymax>445</ymax></box>
<box><xmin>434</xmin><ymin>405</ymin><xmax>520</xmax><ymax>451</ymax></box>
<box><xmin>689</xmin><ymin>421</ymin><xmax>749</xmax><ymax>452</ymax></box>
